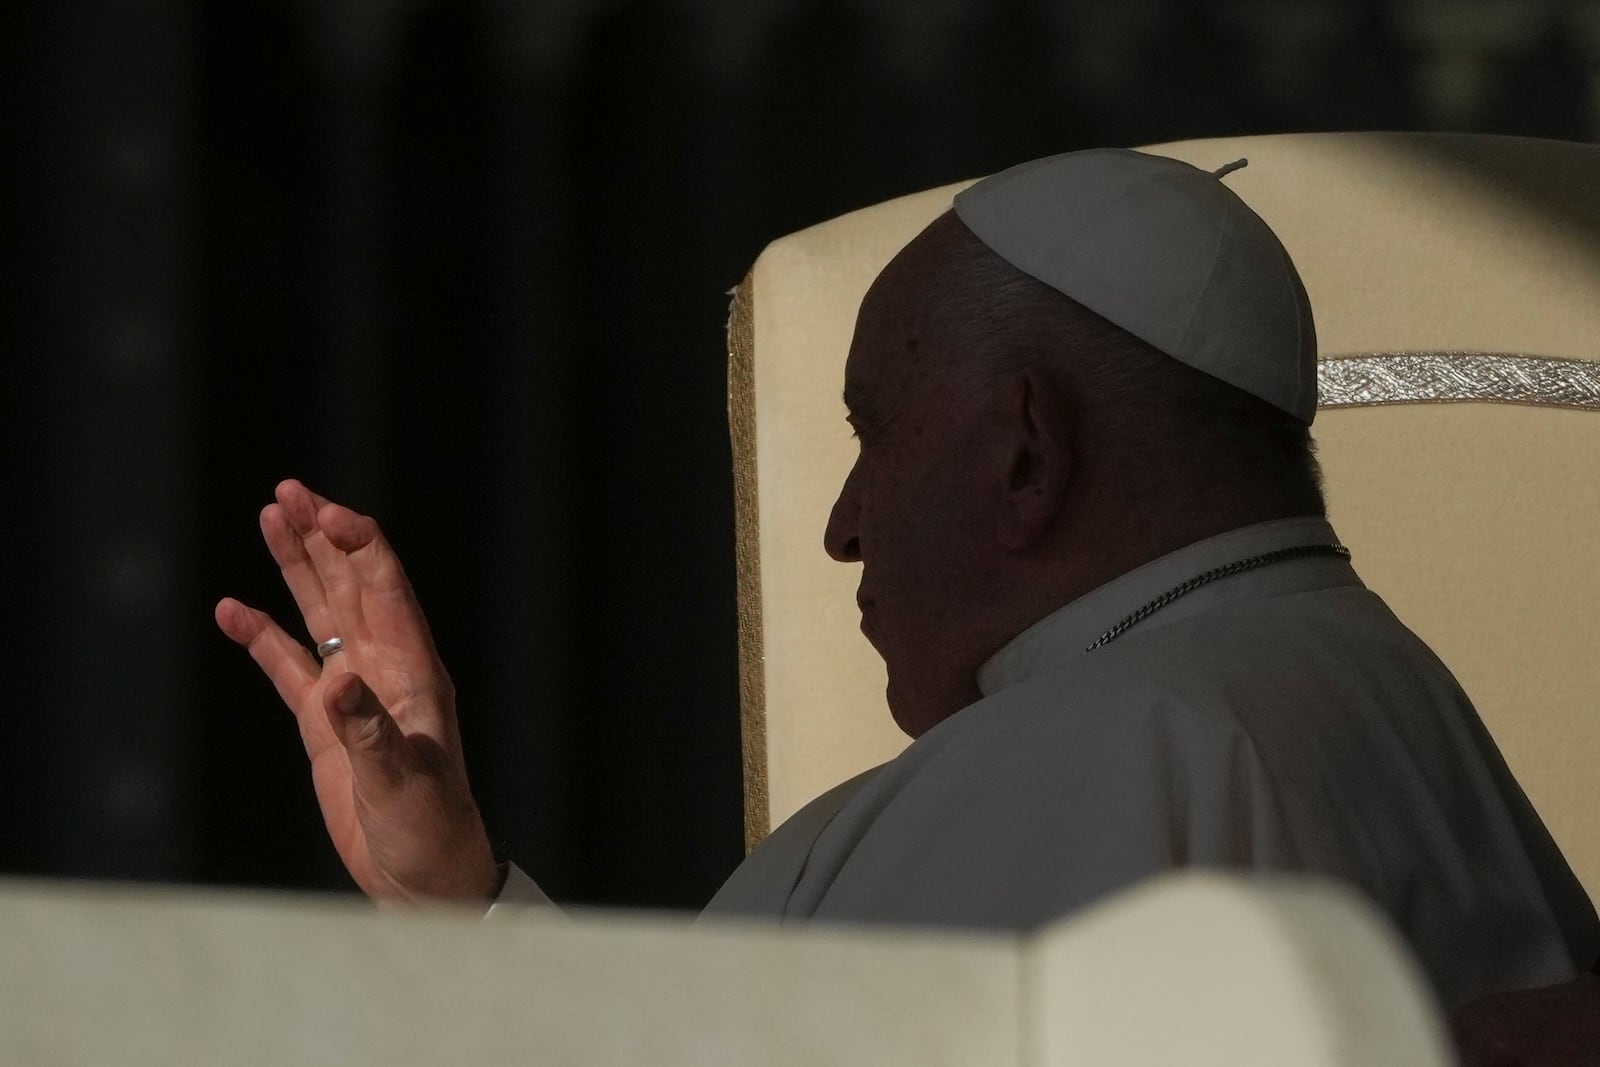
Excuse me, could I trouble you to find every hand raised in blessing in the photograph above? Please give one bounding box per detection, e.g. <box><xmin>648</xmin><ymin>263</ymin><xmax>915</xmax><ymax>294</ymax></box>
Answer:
<box><xmin>215</xmin><ymin>480</ymin><xmax>500</xmax><ymax>905</ymax></box>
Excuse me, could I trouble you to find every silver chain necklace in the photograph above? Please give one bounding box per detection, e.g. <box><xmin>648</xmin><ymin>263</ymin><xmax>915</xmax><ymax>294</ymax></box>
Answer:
<box><xmin>1084</xmin><ymin>544</ymin><xmax>1351</xmax><ymax>652</ymax></box>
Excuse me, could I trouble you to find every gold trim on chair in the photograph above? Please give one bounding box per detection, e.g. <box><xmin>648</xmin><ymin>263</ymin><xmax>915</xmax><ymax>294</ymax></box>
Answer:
<box><xmin>1319</xmin><ymin>353</ymin><xmax>1600</xmax><ymax>410</ymax></box>
<box><xmin>727</xmin><ymin>275</ymin><xmax>770</xmax><ymax>852</ymax></box>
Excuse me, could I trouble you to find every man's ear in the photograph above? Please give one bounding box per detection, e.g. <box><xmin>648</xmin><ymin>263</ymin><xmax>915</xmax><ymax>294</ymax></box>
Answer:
<box><xmin>995</xmin><ymin>366</ymin><xmax>1072</xmax><ymax>551</ymax></box>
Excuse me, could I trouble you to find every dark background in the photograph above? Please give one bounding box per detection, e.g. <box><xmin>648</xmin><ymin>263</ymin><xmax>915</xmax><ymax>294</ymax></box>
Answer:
<box><xmin>4</xmin><ymin>0</ymin><xmax>1597</xmax><ymax>911</ymax></box>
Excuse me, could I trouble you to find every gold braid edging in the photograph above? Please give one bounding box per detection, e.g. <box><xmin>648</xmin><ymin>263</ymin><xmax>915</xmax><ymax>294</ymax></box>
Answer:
<box><xmin>727</xmin><ymin>275</ymin><xmax>769</xmax><ymax>853</ymax></box>
<box><xmin>1319</xmin><ymin>352</ymin><xmax>1600</xmax><ymax>410</ymax></box>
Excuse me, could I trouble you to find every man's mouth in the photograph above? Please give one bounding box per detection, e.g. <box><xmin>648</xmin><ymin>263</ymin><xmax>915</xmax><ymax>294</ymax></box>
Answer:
<box><xmin>856</xmin><ymin>591</ymin><xmax>879</xmax><ymax>642</ymax></box>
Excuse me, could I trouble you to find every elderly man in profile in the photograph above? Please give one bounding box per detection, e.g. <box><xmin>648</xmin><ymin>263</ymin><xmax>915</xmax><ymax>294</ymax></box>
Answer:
<box><xmin>216</xmin><ymin>149</ymin><xmax>1598</xmax><ymax>1016</ymax></box>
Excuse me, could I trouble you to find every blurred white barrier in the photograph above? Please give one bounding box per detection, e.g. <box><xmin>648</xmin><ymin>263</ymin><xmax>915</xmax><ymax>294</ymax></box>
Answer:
<box><xmin>0</xmin><ymin>872</ymin><xmax>1447</xmax><ymax>1065</ymax></box>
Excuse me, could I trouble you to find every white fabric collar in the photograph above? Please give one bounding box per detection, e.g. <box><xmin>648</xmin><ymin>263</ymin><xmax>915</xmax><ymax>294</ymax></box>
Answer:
<box><xmin>975</xmin><ymin>516</ymin><xmax>1354</xmax><ymax>698</ymax></box>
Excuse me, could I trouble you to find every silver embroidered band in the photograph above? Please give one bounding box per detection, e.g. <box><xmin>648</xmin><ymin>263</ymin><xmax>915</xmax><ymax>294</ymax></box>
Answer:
<box><xmin>1318</xmin><ymin>352</ymin><xmax>1600</xmax><ymax>410</ymax></box>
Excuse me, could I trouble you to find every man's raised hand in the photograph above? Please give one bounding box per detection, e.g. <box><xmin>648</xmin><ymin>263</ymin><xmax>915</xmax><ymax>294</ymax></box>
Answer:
<box><xmin>214</xmin><ymin>479</ymin><xmax>500</xmax><ymax>905</ymax></box>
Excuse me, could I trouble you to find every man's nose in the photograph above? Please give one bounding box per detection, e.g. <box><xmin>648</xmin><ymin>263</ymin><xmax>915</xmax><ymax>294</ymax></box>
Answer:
<box><xmin>824</xmin><ymin>480</ymin><xmax>862</xmax><ymax>563</ymax></box>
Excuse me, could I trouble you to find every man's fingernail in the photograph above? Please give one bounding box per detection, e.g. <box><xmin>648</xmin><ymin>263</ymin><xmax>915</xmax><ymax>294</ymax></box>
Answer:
<box><xmin>334</xmin><ymin>682</ymin><xmax>362</xmax><ymax>716</ymax></box>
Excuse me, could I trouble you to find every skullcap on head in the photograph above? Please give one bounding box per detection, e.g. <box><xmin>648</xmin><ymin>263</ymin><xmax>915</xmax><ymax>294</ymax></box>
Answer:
<box><xmin>952</xmin><ymin>148</ymin><xmax>1318</xmax><ymax>424</ymax></box>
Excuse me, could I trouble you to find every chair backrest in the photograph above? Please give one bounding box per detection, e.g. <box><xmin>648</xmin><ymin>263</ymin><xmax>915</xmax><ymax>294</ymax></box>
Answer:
<box><xmin>728</xmin><ymin>134</ymin><xmax>1600</xmax><ymax>902</ymax></box>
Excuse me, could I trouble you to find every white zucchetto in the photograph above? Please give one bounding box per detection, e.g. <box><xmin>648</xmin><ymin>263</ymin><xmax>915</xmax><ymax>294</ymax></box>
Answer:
<box><xmin>953</xmin><ymin>149</ymin><xmax>1319</xmax><ymax>424</ymax></box>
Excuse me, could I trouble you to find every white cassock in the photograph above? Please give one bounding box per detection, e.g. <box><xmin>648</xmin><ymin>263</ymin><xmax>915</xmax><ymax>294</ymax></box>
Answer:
<box><xmin>503</xmin><ymin>517</ymin><xmax>1599</xmax><ymax>1009</ymax></box>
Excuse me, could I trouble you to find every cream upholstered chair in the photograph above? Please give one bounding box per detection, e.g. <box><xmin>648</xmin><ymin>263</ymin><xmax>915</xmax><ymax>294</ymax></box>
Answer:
<box><xmin>727</xmin><ymin>133</ymin><xmax>1600</xmax><ymax>908</ymax></box>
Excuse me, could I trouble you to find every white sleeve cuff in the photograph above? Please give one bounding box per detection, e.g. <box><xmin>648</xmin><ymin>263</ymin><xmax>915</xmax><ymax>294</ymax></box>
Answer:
<box><xmin>484</xmin><ymin>862</ymin><xmax>557</xmax><ymax>919</ymax></box>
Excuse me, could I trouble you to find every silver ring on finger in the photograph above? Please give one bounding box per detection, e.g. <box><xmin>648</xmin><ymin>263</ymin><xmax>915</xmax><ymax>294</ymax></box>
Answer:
<box><xmin>315</xmin><ymin>636</ymin><xmax>346</xmax><ymax>660</ymax></box>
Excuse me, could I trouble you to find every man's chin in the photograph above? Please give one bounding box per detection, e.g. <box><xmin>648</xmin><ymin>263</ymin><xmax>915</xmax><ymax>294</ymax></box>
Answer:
<box><xmin>884</xmin><ymin>678</ymin><xmax>941</xmax><ymax>740</ymax></box>
<box><xmin>886</xmin><ymin>699</ymin><xmax>923</xmax><ymax>740</ymax></box>
<box><xmin>885</xmin><ymin>670</ymin><xmax>984</xmax><ymax>740</ymax></box>
<box><xmin>857</xmin><ymin>610</ymin><xmax>882</xmax><ymax>650</ymax></box>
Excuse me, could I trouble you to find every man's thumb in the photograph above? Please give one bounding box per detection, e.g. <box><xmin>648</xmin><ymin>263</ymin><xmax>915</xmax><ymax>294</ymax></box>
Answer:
<box><xmin>324</xmin><ymin>674</ymin><xmax>410</xmax><ymax>787</ymax></box>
